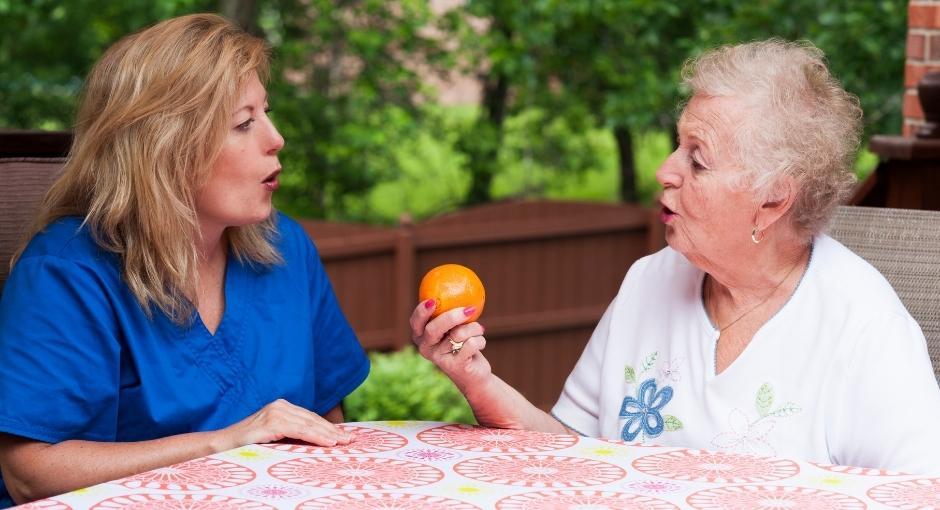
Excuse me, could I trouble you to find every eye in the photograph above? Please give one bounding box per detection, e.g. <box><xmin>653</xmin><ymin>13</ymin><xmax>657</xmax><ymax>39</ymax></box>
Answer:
<box><xmin>235</xmin><ymin>118</ymin><xmax>254</xmax><ymax>132</ymax></box>
<box><xmin>689</xmin><ymin>149</ymin><xmax>706</xmax><ymax>171</ymax></box>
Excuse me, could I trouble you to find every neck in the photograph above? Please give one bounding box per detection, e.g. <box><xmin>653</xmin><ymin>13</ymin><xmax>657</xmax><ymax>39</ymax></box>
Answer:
<box><xmin>196</xmin><ymin>223</ymin><xmax>227</xmax><ymax>274</ymax></box>
<box><xmin>706</xmin><ymin>237</ymin><xmax>811</xmax><ymax>321</ymax></box>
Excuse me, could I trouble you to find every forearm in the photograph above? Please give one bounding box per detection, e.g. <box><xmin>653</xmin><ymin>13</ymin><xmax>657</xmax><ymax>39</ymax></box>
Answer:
<box><xmin>2</xmin><ymin>401</ymin><xmax>348</xmax><ymax>505</ymax></box>
<box><xmin>1</xmin><ymin>429</ymin><xmax>228</xmax><ymax>505</ymax></box>
<box><xmin>459</xmin><ymin>373</ymin><xmax>570</xmax><ymax>434</ymax></box>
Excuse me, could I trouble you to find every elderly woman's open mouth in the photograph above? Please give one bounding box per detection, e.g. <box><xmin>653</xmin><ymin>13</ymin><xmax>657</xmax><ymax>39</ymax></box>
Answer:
<box><xmin>660</xmin><ymin>203</ymin><xmax>677</xmax><ymax>224</ymax></box>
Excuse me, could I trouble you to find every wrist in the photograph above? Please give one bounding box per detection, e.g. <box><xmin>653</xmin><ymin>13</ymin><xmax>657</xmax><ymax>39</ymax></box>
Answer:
<box><xmin>206</xmin><ymin>428</ymin><xmax>237</xmax><ymax>454</ymax></box>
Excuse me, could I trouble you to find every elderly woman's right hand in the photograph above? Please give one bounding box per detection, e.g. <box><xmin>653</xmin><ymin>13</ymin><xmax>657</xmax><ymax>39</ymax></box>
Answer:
<box><xmin>411</xmin><ymin>299</ymin><xmax>490</xmax><ymax>393</ymax></box>
<box><xmin>213</xmin><ymin>399</ymin><xmax>351</xmax><ymax>452</ymax></box>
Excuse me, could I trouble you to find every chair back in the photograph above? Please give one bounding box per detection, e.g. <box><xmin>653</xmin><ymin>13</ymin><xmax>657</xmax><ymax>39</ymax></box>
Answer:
<box><xmin>0</xmin><ymin>157</ymin><xmax>65</xmax><ymax>294</ymax></box>
<box><xmin>827</xmin><ymin>205</ymin><xmax>940</xmax><ymax>383</ymax></box>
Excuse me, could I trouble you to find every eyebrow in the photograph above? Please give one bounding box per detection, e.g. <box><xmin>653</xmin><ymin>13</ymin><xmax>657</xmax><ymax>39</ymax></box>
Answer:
<box><xmin>234</xmin><ymin>95</ymin><xmax>269</xmax><ymax>114</ymax></box>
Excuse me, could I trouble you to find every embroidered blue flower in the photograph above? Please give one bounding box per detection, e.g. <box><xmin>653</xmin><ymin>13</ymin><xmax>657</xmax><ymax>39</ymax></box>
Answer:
<box><xmin>619</xmin><ymin>378</ymin><xmax>673</xmax><ymax>441</ymax></box>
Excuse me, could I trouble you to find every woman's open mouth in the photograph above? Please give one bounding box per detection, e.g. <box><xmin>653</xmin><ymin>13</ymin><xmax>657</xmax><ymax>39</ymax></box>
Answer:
<box><xmin>660</xmin><ymin>203</ymin><xmax>676</xmax><ymax>224</ymax></box>
<box><xmin>262</xmin><ymin>169</ymin><xmax>281</xmax><ymax>191</ymax></box>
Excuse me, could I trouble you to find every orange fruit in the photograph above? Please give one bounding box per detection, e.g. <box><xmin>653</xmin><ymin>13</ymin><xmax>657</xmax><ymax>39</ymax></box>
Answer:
<box><xmin>418</xmin><ymin>264</ymin><xmax>485</xmax><ymax>323</ymax></box>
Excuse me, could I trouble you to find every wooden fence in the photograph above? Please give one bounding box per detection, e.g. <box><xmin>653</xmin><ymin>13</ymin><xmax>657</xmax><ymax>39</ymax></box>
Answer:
<box><xmin>302</xmin><ymin>200</ymin><xmax>663</xmax><ymax>411</ymax></box>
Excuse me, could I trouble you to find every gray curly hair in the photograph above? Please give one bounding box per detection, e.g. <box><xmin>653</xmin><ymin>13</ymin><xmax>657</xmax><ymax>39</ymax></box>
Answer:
<box><xmin>681</xmin><ymin>38</ymin><xmax>863</xmax><ymax>237</ymax></box>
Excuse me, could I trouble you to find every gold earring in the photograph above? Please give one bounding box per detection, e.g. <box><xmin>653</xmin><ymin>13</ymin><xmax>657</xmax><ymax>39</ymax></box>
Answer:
<box><xmin>751</xmin><ymin>226</ymin><xmax>764</xmax><ymax>244</ymax></box>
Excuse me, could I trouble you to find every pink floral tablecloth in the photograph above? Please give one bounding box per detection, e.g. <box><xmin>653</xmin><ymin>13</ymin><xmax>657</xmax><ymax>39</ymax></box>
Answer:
<box><xmin>20</xmin><ymin>421</ymin><xmax>940</xmax><ymax>509</ymax></box>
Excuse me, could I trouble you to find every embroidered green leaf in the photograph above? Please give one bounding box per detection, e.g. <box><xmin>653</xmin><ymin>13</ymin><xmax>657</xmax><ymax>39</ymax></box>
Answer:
<box><xmin>624</xmin><ymin>366</ymin><xmax>636</xmax><ymax>384</ymax></box>
<box><xmin>769</xmin><ymin>402</ymin><xmax>802</xmax><ymax>418</ymax></box>
<box><xmin>641</xmin><ymin>352</ymin><xmax>659</xmax><ymax>373</ymax></box>
<box><xmin>756</xmin><ymin>383</ymin><xmax>774</xmax><ymax>417</ymax></box>
<box><xmin>664</xmin><ymin>415</ymin><xmax>683</xmax><ymax>431</ymax></box>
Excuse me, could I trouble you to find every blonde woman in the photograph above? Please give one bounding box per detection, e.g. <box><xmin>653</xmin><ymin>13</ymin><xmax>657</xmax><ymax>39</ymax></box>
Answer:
<box><xmin>413</xmin><ymin>40</ymin><xmax>940</xmax><ymax>474</ymax></box>
<box><xmin>0</xmin><ymin>14</ymin><xmax>368</xmax><ymax>506</ymax></box>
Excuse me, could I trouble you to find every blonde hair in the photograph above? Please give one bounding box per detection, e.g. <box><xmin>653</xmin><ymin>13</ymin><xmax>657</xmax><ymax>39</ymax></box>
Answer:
<box><xmin>682</xmin><ymin>39</ymin><xmax>863</xmax><ymax>237</ymax></box>
<box><xmin>16</xmin><ymin>13</ymin><xmax>281</xmax><ymax>323</ymax></box>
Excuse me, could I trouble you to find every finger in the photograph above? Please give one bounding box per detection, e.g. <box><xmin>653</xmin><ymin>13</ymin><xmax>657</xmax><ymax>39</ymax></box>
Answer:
<box><xmin>439</xmin><ymin>333</ymin><xmax>485</xmax><ymax>361</ymax></box>
<box><xmin>298</xmin><ymin>411</ymin><xmax>352</xmax><ymax>444</ymax></box>
<box><xmin>452</xmin><ymin>335</ymin><xmax>485</xmax><ymax>360</ymax></box>
<box><xmin>410</xmin><ymin>299</ymin><xmax>437</xmax><ymax>337</ymax></box>
<box><xmin>444</xmin><ymin>322</ymin><xmax>485</xmax><ymax>343</ymax></box>
<box><xmin>269</xmin><ymin>400</ymin><xmax>352</xmax><ymax>444</ymax></box>
<box><xmin>424</xmin><ymin>307</ymin><xmax>477</xmax><ymax>347</ymax></box>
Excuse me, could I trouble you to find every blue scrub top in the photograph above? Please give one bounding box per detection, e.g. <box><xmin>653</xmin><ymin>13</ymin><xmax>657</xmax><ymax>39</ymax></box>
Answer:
<box><xmin>0</xmin><ymin>213</ymin><xmax>369</xmax><ymax>507</ymax></box>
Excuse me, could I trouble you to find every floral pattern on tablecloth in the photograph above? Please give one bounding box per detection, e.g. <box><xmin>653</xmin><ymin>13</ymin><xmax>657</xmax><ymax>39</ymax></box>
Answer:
<box><xmin>494</xmin><ymin>489</ymin><xmax>680</xmax><ymax>509</ymax></box>
<box><xmin>867</xmin><ymin>477</ymin><xmax>940</xmax><ymax>509</ymax></box>
<box><xmin>18</xmin><ymin>500</ymin><xmax>72</xmax><ymax>510</ymax></box>
<box><xmin>295</xmin><ymin>492</ymin><xmax>481</xmax><ymax>509</ymax></box>
<box><xmin>89</xmin><ymin>494</ymin><xmax>275</xmax><ymax>510</ymax></box>
<box><xmin>260</xmin><ymin>425</ymin><xmax>407</xmax><ymax>455</ymax></box>
<box><xmin>632</xmin><ymin>449</ymin><xmax>800</xmax><ymax>483</ymax></box>
<box><xmin>117</xmin><ymin>458</ymin><xmax>255</xmax><ymax>490</ymax></box>
<box><xmin>686</xmin><ymin>485</ymin><xmax>867</xmax><ymax>509</ymax></box>
<box><xmin>21</xmin><ymin>421</ymin><xmax>939</xmax><ymax>510</ymax></box>
<box><xmin>812</xmin><ymin>462</ymin><xmax>908</xmax><ymax>477</ymax></box>
<box><xmin>453</xmin><ymin>454</ymin><xmax>626</xmax><ymax>488</ymax></box>
<box><xmin>267</xmin><ymin>456</ymin><xmax>443</xmax><ymax>490</ymax></box>
<box><xmin>417</xmin><ymin>424</ymin><xmax>578</xmax><ymax>453</ymax></box>
<box><xmin>239</xmin><ymin>484</ymin><xmax>310</xmax><ymax>501</ymax></box>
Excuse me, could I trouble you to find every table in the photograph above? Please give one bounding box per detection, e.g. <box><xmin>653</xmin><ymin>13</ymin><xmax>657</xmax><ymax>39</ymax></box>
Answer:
<box><xmin>20</xmin><ymin>421</ymin><xmax>940</xmax><ymax>509</ymax></box>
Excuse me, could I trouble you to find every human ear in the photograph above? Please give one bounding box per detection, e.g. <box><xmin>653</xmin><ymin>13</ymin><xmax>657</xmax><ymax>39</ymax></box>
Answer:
<box><xmin>755</xmin><ymin>176</ymin><xmax>796</xmax><ymax>230</ymax></box>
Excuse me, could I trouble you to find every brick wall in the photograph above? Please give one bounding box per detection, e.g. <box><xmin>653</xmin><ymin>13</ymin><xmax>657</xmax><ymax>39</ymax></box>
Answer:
<box><xmin>905</xmin><ymin>1</ymin><xmax>940</xmax><ymax>136</ymax></box>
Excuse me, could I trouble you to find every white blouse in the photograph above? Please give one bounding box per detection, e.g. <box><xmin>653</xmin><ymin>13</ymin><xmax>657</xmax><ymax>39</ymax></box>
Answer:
<box><xmin>552</xmin><ymin>235</ymin><xmax>940</xmax><ymax>475</ymax></box>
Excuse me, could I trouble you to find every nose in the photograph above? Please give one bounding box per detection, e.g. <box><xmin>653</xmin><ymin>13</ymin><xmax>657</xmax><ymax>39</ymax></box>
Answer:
<box><xmin>266</xmin><ymin>119</ymin><xmax>284</xmax><ymax>154</ymax></box>
<box><xmin>655</xmin><ymin>150</ymin><xmax>683</xmax><ymax>189</ymax></box>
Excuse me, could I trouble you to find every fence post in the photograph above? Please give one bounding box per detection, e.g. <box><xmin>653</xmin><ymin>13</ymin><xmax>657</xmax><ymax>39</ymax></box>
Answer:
<box><xmin>393</xmin><ymin>213</ymin><xmax>416</xmax><ymax>350</ymax></box>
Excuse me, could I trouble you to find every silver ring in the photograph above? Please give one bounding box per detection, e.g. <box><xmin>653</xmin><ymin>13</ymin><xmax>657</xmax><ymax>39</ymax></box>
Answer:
<box><xmin>449</xmin><ymin>338</ymin><xmax>465</xmax><ymax>355</ymax></box>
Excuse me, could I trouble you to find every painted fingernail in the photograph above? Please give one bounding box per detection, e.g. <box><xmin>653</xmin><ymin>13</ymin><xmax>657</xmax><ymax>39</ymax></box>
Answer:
<box><xmin>424</xmin><ymin>299</ymin><xmax>436</xmax><ymax>309</ymax></box>
<box><xmin>480</xmin><ymin>324</ymin><xmax>485</xmax><ymax>333</ymax></box>
<box><xmin>463</xmin><ymin>306</ymin><xmax>476</xmax><ymax>317</ymax></box>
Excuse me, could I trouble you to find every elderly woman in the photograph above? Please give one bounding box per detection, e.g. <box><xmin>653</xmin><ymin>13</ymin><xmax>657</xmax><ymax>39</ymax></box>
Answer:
<box><xmin>0</xmin><ymin>14</ymin><xmax>368</xmax><ymax>506</ymax></box>
<box><xmin>412</xmin><ymin>39</ymin><xmax>940</xmax><ymax>473</ymax></box>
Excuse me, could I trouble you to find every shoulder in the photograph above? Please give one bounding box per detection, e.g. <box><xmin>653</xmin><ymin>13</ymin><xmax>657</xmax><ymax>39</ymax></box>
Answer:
<box><xmin>18</xmin><ymin>216</ymin><xmax>114</xmax><ymax>269</ymax></box>
<box><xmin>271</xmin><ymin>211</ymin><xmax>320</xmax><ymax>261</ymax></box>
<box><xmin>273</xmin><ymin>212</ymin><xmax>310</xmax><ymax>246</ymax></box>
<box><xmin>809</xmin><ymin>234</ymin><xmax>909</xmax><ymax>317</ymax></box>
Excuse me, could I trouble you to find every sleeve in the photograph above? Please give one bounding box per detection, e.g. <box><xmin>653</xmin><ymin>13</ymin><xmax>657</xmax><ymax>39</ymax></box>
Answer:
<box><xmin>297</xmin><ymin>228</ymin><xmax>370</xmax><ymax>415</ymax></box>
<box><xmin>0</xmin><ymin>256</ymin><xmax>121</xmax><ymax>443</ymax></box>
<box><xmin>828</xmin><ymin>311</ymin><xmax>940</xmax><ymax>474</ymax></box>
<box><xmin>550</xmin><ymin>300</ymin><xmax>615</xmax><ymax>437</ymax></box>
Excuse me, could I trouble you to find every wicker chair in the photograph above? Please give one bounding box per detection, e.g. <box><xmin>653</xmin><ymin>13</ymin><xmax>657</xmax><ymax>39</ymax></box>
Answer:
<box><xmin>827</xmin><ymin>205</ymin><xmax>940</xmax><ymax>383</ymax></box>
<box><xmin>0</xmin><ymin>157</ymin><xmax>64</xmax><ymax>294</ymax></box>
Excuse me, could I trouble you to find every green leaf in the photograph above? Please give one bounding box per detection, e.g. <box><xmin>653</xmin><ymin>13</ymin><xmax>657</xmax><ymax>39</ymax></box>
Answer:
<box><xmin>641</xmin><ymin>352</ymin><xmax>658</xmax><ymax>373</ymax></box>
<box><xmin>755</xmin><ymin>383</ymin><xmax>774</xmax><ymax>417</ymax></box>
<box><xmin>664</xmin><ymin>415</ymin><xmax>683</xmax><ymax>431</ymax></box>
<box><xmin>769</xmin><ymin>402</ymin><xmax>802</xmax><ymax>418</ymax></box>
<box><xmin>624</xmin><ymin>366</ymin><xmax>636</xmax><ymax>384</ymax></box>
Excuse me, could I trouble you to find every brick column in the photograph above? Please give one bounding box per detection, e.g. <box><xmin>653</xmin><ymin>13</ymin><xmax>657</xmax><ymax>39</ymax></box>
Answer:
<box><xmin>905</xmin><ymin>1</ymin><xmax>940</xmax><ymax>136</ymax></box>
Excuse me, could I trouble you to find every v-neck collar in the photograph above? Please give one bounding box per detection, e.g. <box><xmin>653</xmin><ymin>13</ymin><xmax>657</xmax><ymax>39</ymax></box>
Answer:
<box><xmin>698</xmin><ymin>240</ymin><xmax>816</xmax><ymax>379</ymax></box>
<box><xmin>194</xmin><ymin>250</ymin><xmax>244</xmax><ymax>339</ymax></box>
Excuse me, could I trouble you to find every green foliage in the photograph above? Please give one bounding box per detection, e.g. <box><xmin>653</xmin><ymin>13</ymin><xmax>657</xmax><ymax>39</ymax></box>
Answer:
<box><xmin>694</xmin><ymin>0</ymin><xmax>907</xmax><ymax>137</ymax></box>
<box><xmin>0</xmin><ymin>0</ymin><xmax>212</xmax><ymax>129</ymax></box>
<box><xmin>343</xmin><ymin>347</ymin><xmax>476</xmax><ymax>424</ymax></box>
<box><xmin>262</xmin><ymin>0</ymin><xmax>449</xmax><ymax>220</ymax></box>
<box><xmin>445</xmin><ymin>0</ymin><xmax>906</xmax><ymax>201</ymax></box>
<box><xmin>0</xmin><ymin>0</ymin><xmax>907</xmax><ymax>217</ymax></box>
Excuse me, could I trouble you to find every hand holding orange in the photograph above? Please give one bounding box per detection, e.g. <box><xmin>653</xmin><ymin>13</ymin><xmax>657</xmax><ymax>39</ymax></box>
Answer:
<box><xmin>418</xmin><ymin>264</ymin><xmax>485</xmax><ymax>323</ymax></box>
